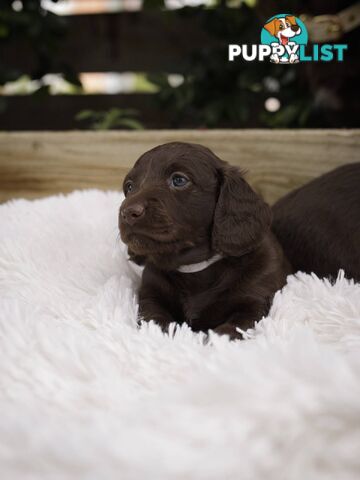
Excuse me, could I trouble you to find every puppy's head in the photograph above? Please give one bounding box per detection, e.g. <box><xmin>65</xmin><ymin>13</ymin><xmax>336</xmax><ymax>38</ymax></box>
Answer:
<box><xmin>119</xmin><ymin>142</ymin><xmax>271</xmax><ymax>268</ymax></box>
<box><xmin>264</xmin><ymin>16</ymin><xmax>301</xmax><ymax>45</ymax></box>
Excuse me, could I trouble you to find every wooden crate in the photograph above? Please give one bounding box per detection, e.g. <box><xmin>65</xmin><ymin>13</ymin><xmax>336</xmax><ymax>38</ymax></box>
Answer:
<box><xmin>0</xmin><ymin>129</ymin><xmax>359</xmax><ymax>204</ymax></box>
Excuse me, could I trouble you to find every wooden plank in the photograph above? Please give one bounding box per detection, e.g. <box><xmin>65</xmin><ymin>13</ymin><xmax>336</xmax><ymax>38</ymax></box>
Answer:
<box><xmin>0</xmin><ymin>94</ymin><xmax>170</xmax><ymax>131</ymax></box>
<box><xmin>0</xmin><ymin>12</ymin><xmax>212</xmax><ymax>74</ymax></box>
<box><xmin>0</xmin><ymin>130</ymin><xmax>359</xmax><ymax>204</ymax></box>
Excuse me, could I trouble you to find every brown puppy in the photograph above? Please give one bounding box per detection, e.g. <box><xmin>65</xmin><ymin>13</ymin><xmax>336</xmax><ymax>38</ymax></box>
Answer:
<box><xmin>272</xmin><ymin>163</ymin><xmax>360</xmax><ymax>282</ymax></box>
<box><xmin>119</xmin><ymin>142</ymin><xmax>290</xmax><ymax>339</ymax></box>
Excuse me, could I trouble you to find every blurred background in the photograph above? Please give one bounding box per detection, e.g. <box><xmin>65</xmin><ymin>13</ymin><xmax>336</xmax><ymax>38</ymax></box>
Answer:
<box><xmin>0</xmin><ymin>0</ymin><xmax>359</xmax><ymax>131</ymax></box>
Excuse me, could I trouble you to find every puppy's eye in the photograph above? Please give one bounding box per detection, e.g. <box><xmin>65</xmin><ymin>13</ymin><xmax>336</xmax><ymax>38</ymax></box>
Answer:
<box><xmin>124</xmin><ymin>181</ymin><xmax>134</xmax><ymax>195</ymax></box>
<box><xmin>171</xmin><ymin>173</ymin><xmax>189</xmax><ymax>188</ymax></box>
<box><xmin>279</xmin><ymin>24</ymin><xmax>284</xmax><ymax>29</ymax></box>
<box><xmin>286</xmin><ymin>22</ymin><xmax>290</xmax><ymax>27</ymax></box>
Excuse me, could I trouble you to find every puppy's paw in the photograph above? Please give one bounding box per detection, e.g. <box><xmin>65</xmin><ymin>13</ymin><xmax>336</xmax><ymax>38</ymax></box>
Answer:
<box><xmin>270</xmin><ymin>54</ymin><xmax>280</xmax><ymax>64</ymax></box>
<box><xmin>212</xmin><ymin>323</ymin><xmax>244</xmax><ymax>341</ymax></box>
<box><xmin>289</xmin><ymin>53</ymin><xmax>299</xmax><ymax>64</ymax></box>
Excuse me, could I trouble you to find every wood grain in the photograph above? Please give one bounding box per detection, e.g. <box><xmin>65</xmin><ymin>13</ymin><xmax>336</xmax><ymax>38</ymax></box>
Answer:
<box><xmin>0</xmin><ymin>130</ymin><xmax>359</xmax><ymax>204</ymax></box>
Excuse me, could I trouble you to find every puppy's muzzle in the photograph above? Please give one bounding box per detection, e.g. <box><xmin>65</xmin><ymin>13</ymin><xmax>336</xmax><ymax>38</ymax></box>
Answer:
<box><xmin>120</xmin><ymin>203</ymin><xmax>145</xmax><ymax>226</ymax></box>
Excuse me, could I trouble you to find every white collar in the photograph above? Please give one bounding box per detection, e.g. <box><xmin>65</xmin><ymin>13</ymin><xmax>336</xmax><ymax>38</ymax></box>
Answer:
<box><xmin>177</xmin><ymin>254</ymin><xmax>223</xmax><ymax>273</ymax></box>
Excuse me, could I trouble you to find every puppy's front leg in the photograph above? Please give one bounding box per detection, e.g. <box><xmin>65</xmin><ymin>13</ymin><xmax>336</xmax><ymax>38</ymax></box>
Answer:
<box><xmin>270</xmin><ymin>43</ymin><xmax>280</xmax><ymax>63</ymax></box>
<box><xmin>212</xmin><ymin>323</ymin><xmax>243</xmax><ymax>340</ymax></box>
<box><xmin>138</xmin><ymin>267</ymin><xmax>181</xmax><ymax>333</ymax></box>
<box><xmin>270</xmin><ymin>53</ymin><xmax>280</xmax><ymax>64</ymax></box>
<box><xmin>212</xmin><ymin>300</ymin><xmax>271</xmax><ymax>340</ymax></box>
<box><xmin>138</xmin><ymin>295</ymin><xmax>177</xmax><ymax>332</ymax></box>
<box><xmin>289</xmin><ymin>53</ymin><xmax>299</xmax><ymax>63</ymax></box>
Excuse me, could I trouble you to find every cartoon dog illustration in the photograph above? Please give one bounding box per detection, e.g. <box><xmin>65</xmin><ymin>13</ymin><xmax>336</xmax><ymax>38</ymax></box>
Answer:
<box><xmin>264</xmin><ymin>15</ymin><xmax>302</xmax><ymax>64</ymax></box>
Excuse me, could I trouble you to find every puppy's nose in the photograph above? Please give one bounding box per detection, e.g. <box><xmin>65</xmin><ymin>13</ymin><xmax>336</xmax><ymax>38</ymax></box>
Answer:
<box><xmin>291</xmin><ymin>25</ymin><xmax>299</xmax><ymax>32</ymax></box>
<box><xmin>121</xmin><ymin>203</ymin><xmax>145</xmax><ymax>225</ymax></box>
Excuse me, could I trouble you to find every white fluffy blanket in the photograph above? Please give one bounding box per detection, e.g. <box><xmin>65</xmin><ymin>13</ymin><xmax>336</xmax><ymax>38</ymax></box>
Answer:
<box><xmin>1</xmin><ymin>190</ymin><xmax>360</xmax><ymax>480</ymax></box>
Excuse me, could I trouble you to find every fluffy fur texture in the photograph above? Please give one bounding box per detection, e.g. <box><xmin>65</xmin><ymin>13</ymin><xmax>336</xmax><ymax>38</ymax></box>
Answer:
<box><xmin>0</xmin><ymin>190</ymin><xmax>360</xmax><ymax>480</ymax></box>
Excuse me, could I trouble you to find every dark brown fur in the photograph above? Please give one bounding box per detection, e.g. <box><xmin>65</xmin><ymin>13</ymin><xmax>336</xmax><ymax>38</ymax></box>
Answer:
<box><xmin>119</xmin><ymin>142</ymin><xmax>290</xmax><ymax>339</ymax></box>
<box><xmin>272</xmin><ymin>163</ymin><xmax>360</xmax><ymax>282</ymax></box>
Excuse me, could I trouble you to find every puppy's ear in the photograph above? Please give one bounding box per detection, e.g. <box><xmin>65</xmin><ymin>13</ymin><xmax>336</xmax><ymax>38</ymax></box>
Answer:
<box><xmin>285</xmin><ymin>15</ymin><xmax>296</xmax><ymax>25</ymax></box>
<box><xmin>212</xmin><ymin>166</ymin><xmax>272</xmax><ymax>256</ymax></box>
<box><xmin>264</xmin><ymin>19</ymin><xmax>277</xmax><ymax>36</ymax></box>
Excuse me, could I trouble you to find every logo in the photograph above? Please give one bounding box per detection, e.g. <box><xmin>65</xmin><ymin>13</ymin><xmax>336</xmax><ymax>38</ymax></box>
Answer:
<box><xmin>228</xmin><ymin>13</ymin><xmax>348</xmax><ymax>63</ymax></box>
<box><xmin>261</xmin><ymin>14</ymin><xmax>307</xmax><ymax>64</ymax></box>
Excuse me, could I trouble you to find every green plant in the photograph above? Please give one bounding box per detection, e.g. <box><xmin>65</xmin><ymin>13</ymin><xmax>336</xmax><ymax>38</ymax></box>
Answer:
<box><xmin>0</xmin><ymin>0</ymin><xmax>80</xmax><ymax>87</ymax></box>
<box><xmin>146</xmin><ymin>1</ymin><xmax>313</xmax><ymax>128</ymax></box>
<box><xmin>76</xmin><ymin>108</ymin><xmax>144</xmax><ymax>130</ymax></box>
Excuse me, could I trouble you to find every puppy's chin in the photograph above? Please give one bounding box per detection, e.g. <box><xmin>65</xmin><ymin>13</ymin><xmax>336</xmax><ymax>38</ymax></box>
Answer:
<box><xmin>125</xmin><ymin>233</ymin><xmax>214</xmax><ymax>271</ymax></box>
<box><xmin>122</xmin><ymin>231</ymin><xmax>192</xmax><ymax>257</ymax></box>
<box><xmin>120</xmin><ymin>222</ymin><xmax>212</xmax><ymax>270</ymax></box>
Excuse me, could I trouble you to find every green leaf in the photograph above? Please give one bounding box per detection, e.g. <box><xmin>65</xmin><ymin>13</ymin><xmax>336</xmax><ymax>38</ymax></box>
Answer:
<box><xmin>0</xmin><ymin>23</ymin><xmax>9</xmax><ymax>38</ymax></box>
<box><xmin>116</xmin><ymin>118</ymin><xmax>144</xmax><ymax>130</ymax></box>
<box><xmin>75</xmin><ymin>110</ymin><xmax>95</xmax><ymax>121</ymax></box>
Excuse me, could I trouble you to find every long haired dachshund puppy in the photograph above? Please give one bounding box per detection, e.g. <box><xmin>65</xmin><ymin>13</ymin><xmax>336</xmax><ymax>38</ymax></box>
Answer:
<box><xmin>272</xmin><ymin>163</ymin><xmax>360</xmax><ymax>282</ymax></box>
<box><xmin>119</xmin><ymin>142</ymin><xmax>290</xmax><ymax>339</ymax></box>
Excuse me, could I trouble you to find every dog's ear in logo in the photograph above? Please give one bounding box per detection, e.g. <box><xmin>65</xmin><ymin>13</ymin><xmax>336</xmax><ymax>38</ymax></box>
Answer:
<box><xmin>285</xmin><ymin>15</ymin><xmax>297</xmax><ymax>26</ymax></box>
<box><xmin>264</xmin><ymin>18</ymin><xmax>279</xmax><ymax>37</ymax></box>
